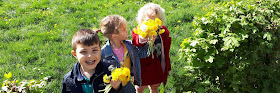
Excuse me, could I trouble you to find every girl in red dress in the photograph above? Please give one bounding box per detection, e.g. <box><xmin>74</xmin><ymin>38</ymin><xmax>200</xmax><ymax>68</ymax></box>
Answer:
<box><xmin>132</xmin><ymin>3</ymin><xmax>172</xmax><ymax>93</ymax></box>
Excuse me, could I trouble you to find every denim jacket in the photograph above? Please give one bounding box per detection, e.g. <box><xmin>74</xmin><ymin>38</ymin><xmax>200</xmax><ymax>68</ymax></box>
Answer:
<box><xmin>101</xmin><ymin>40</ymin><xmax>149</xmax><ymax>86</ymax></box>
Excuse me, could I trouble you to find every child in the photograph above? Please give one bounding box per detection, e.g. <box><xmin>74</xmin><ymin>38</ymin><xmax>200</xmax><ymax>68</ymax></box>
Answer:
<box><xmin>61</xmin><ymin>29</ymin><xmax>129</xmax><ymax>93</ymax></box>
<box><xmin>99</xmin><ymin>15</ymin><xmax>149</xmax><ymax>90</ymax></box>
<box><xmin>132</xmin><ymin>3</ymin><xmax>172</xmax><ymax>93</ymax></box>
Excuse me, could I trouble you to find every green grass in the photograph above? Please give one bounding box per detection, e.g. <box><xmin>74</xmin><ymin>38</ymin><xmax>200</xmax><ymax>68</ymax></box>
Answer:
<box><xmin>0</xmin><ymin>0</ymin><xmax>226</xmax><ymax>92</ymax></box>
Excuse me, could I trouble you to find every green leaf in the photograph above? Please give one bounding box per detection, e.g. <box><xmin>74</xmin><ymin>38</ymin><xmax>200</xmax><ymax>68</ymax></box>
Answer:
<box><xmin>222</xmin><ymin>24</ymin><xmax>231</xmax><ymax>34</ymax></box>
<box><xmin>222</xmin><ymin>36</ymin><xmax>240</xmax><ymax>51</ymax></box>
<box><xmin>190</xmin><ymin>40</ymin><xmax>199</xmax><ymax>47</ymax></box>
<box><xmin>240</xmin><ymin>15</ymin><xmax>248</xmax><ymax>26</ymax></box>
<box><xmin>160</xmin><ymin>85</ymin><xmax>165</xmax><ymax>93</ymax></box>
<box><xmin>209</xmin><ymin>39</ymin><xmax>218</xmax><ymax>45</ymax></box>
<box><xmin>205</xmin><ymin>55</ymin><xmax>214</xmax><ymax>63</ymax></box>
<box><xmin>263</xmin><ymin>32</ymin><xmax>272</xmax><ymax>41</ymax></box>
<box><xmin>193</xmin><ymin>59</ymin><xmax>204</xmax><ymax>67</ymax></box>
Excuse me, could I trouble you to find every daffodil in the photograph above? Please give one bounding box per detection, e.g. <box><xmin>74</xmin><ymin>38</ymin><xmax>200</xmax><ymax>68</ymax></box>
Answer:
<box><xmin>148</xmin><ymin>20</ymin><xmax>155</xmax><ymax>25</ymax></box>
<box><xmin>133</xmin><ymin>18</ymin><xmax>165</xmax><ymax>58</ymax></box>
<box><xmin>146</xmin><ymin>27</ymin><xmax>152</xmax><ymax>32</ymax></box>
<box><xmin>155</xmin><ymin>18</ymin><xmax>162</xmax><ymax>26</ymax></box>
<box><xmin>4</xmin><ymin>72</ymin><xmax>12</xmax><ymax>79</ymax></box>
<box><xmin>118</xmin><ymin>74</ymin><xmax>126</xmax><ymax>81</ymax></box>
<box><xmin>111</xmin><ymin>68</ymin><xmax>121</xmax><ymax>81</ymax></box>
<box><xmin>149</xmin><ymin>31</ymin><xmax>157</xmax><ymax>36</ymax></box>
<box><xmin>140</xmin><ymin>32</ymin><xmax>148</xmax><ymax>38</ymax></box>
<box><xmin>159</xmin><ymin>29</ymin><xmax>165</xmax><ymax>34</ymax></box>
<box><xmin>122</xmin><ymin>67</ymin><xmax>130</xmax><ymax>76</ymax></box>
<box><xmin>152</xmin><ymin>25</ymin><xmax>158</xmax><ymax>31</ymax></box>
<box><xmin>100</xmin><ymin>66</ymin><xmax>131</xmax><ymax>92</ymax></box>
<box><xmin>103</xmin><ymin>74</ymin><xmax>110</xmax><ymax>83</ymax></box>
<box><xmin>133</xmin><ymin>28</ymin><xmax>138</xmax><ymax>34</ymax></box>
<box><xmin>2</xmin><ymin>82</ymin><xmax>6</xmax><ymax>87</ymax></box>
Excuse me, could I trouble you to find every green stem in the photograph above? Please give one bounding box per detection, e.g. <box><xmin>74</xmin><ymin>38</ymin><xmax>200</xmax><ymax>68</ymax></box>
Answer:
<box><xmin>148</xmin><ymin>36</ymin><xmax>154</xmax><ymax>59</ymax></box>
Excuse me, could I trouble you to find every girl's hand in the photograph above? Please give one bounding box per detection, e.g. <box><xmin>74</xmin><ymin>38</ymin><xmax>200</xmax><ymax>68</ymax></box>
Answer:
<box><xmin>150</xmin><ymin>36</ymin><xmax>157</xmax><ymax>43</ymax></box>
<box><xmin>110</xmin><ymin>80</ymin><xmax>121</xmax><ymax>91</ymax></box>
<box><xmin>139</xmin><ymin>36</ymin><xmax>149</xmax><ymax>44</ymax></box>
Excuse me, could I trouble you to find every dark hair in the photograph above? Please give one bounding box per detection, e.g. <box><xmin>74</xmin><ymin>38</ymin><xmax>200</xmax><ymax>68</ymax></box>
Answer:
<box><xmin>72</xmin><ymin>29</ymin><xmax>100</xmax><ymax>51</ymax></box>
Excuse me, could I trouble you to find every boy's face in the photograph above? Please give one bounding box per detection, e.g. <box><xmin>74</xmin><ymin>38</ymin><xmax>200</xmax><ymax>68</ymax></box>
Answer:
<box><xmin>71</xmin><ymin>43</ymin><xmax>101</xmax><ymax>71</ymax></box>
<box><xmin>114</xmin><ymin>23</ymin><xmax>128</xmax><ymax>41</ymax></box>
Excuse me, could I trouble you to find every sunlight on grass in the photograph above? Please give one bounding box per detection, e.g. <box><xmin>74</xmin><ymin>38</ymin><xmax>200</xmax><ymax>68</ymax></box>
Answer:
<box><xmin>0</xmin><ymin>0</ymin><xmax>229</xmax><ymax>92</ymax></box>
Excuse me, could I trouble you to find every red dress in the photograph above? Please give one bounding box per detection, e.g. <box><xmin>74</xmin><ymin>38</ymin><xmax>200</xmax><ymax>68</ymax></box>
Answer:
<box><xmin>132</xmin><ymin>25</ymin><xmax>171</xmax><ymax>86</ymax></box>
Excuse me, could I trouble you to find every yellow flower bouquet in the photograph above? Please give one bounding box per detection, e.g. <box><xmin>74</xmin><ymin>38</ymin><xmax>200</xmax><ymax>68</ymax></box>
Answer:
<box><xmin>99</xmin><ymin>66</ymin><xmax>131</xmax><ymax>93</ymax></box>
<box><xmin>133</xmin><ymin>18</ymin><xmax>165</xmax><ymax>58</ymax></box>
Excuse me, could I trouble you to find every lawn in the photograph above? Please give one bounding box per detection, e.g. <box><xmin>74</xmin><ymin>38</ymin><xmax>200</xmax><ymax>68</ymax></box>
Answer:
<box><xmin>0</xmin><ymin>0</ymin><xmax>225</xmax><ymax>92</ymax></box>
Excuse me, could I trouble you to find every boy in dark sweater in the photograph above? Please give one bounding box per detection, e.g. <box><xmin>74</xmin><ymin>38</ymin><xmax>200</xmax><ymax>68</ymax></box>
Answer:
<box><xmin>62</xmin><ymin>29</ymin><xmax>133</xmax><ymax>93</ymax></box>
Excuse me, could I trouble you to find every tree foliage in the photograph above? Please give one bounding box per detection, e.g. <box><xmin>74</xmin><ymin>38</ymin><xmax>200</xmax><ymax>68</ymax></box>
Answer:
<box><xmin>180</xmin><ymin>0</ymin><xmax>280</xmax><ymax>92</ymax></box>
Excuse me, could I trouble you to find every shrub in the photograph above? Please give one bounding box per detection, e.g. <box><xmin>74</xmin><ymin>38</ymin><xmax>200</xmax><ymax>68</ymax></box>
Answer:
<box><xmin>180</xmin><ymin>0</ymin><xmax>280</xmax><ymax>92</ymax></box>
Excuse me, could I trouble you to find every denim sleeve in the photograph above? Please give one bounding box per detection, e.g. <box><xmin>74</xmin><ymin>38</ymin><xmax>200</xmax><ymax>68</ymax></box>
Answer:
<box><xmin>134</xmin><ymin>43</ymin><xmax>150</xmax><ymax>58</ymax></box>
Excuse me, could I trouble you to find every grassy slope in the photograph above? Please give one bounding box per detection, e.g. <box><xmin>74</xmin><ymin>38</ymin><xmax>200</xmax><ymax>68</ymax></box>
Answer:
<box><xmin>0</xmin><ymin>0</ymin><xmax>223</xmax><ymax>92</ymax></box>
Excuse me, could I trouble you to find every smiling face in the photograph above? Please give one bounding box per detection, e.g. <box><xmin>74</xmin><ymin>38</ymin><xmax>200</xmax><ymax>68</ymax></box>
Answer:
<box><xmin>72</xmin><ymin>43</ymin><xmax>101</xmax><ymax>72</ymax></box>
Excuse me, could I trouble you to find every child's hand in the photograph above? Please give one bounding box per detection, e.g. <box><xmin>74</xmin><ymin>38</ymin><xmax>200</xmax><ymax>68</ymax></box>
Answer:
<box><xmin>139</xmin><ymin>36</ymin><xmax>149</xmax><ymax>44</ymax></box>
<box><xmin>150</xmin><ymin>36</ymin><xmax>157</xmax><ymax>43</ymax></box>
<box><xmin>110</xmin><ymin>80</ymin><xmax>121</xmax><ymax>91</ymax></box>
<box><xmin>122</xmin><ymin>80</ymin><xmax>129</xmax><ymax>86</ymax></box>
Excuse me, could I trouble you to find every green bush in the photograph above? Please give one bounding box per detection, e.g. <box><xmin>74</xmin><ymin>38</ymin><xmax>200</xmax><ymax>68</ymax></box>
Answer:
<box><xmin>180</xmin><ymin>0</ymin><xmax>280</xmax><ymax>92</ymax></box>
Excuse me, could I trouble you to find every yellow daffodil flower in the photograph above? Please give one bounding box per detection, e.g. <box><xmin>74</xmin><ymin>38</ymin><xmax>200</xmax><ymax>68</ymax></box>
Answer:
<box><xmin>148</xmin><ymin>20</ymin><xmax>155</xmax><ymax>25</ymax></box>
<box><xmin>118</xmin><ymin>74</ymin><xmax>126</xmax><ymax>81</ymax></box>
<box><xmin>177</xmin><ymin>20</ymin><xmax>181</xmax><ymax>23</ymax></box>
<box><xmin>155</xmin><ymin>18</ymin><xmax>162</xmax><ymax>26</ymax></box>
<box><xmin>146</xmin><ymin>27</ymin><xmax>152</xmax><ymax>32</ymax></box>
<box><xmin>149</xmin><ymin>31</ymin><xmax>157</xmax><ymax>36</ymax></box>
<box><xmin>122</xmin><ymin>67</ymin><xmax>130</xmax><ymax>76</ymax></box>
<box><xmin>2</xmin><ymin>82</ymin><xmax>6</xmax><ymax>87</ymax></box>
<box><xmin>159</xmin><ymin>29</ymin><xmax>165</xmax><ymax>34</ymax></box>
<box><xmin>140</xmin><ymin>32</ymin><xmax>148</xmax><ymax>38</ymax></box>
<box><xmin>4</xmin><ymin>72</ymin><xmax>12</xmax><ymax>79</ymax></box>
<box><xmin>152</xmin><ymin>25</ymin><xmax>158</xmax><ymax>31</ymax></box>
<box><xmin>112</xmin><ymin>68</ymin><xmax>121</xmax><ymax>81</ymax></box>
<box><xmin>103</xmin><ymin>74</ymin><xmax>110</xmax><ymax>83</ymax></box>
<box><xmin>143</xmin><ymin>20</ymin><xmax>149</xmax><ymax>25</ymax></box>
<box><xmin>133</xmin><ymin>28</ymin><xmax>138</xmax><ymax>34</ymax></box>
<box><xmin>133</xmin><ymin>18</ymin><xmax>165</xmax><ymax>58</ymax></box>
<box><xmin>101</xmin><ymin>67</ymin><xmax>131</xmax><ymax>92</ymax></box>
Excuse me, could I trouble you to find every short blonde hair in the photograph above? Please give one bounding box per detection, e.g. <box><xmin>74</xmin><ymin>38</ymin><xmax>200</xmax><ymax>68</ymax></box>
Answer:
<box><xmin>100</xmin><ymin>15</ymin><xmax>127</xmax><ymax>38</ymax></box>
<box><xmin>136</xmin><ymin>3</ymin><xmax>166</xmax><ymax>25</ymax></box>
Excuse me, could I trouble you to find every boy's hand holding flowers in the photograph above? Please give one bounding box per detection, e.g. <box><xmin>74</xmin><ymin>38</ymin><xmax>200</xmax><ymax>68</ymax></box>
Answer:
<box><xmin>110</xmin><ymin>80</ymin><xmax>121</xmax><ymax>91</ymax></box>
<box><xmin>100</xmin><ymin>65</ymin><xmax>131</xmax><ymax>93</ymax></box>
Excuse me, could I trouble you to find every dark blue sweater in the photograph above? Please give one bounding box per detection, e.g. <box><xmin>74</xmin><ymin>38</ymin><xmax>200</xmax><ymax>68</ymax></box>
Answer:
<box><xmin>61</xmin><ymin>61</ymin><xmax>117</xmax><ymax>93</ymax></box>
